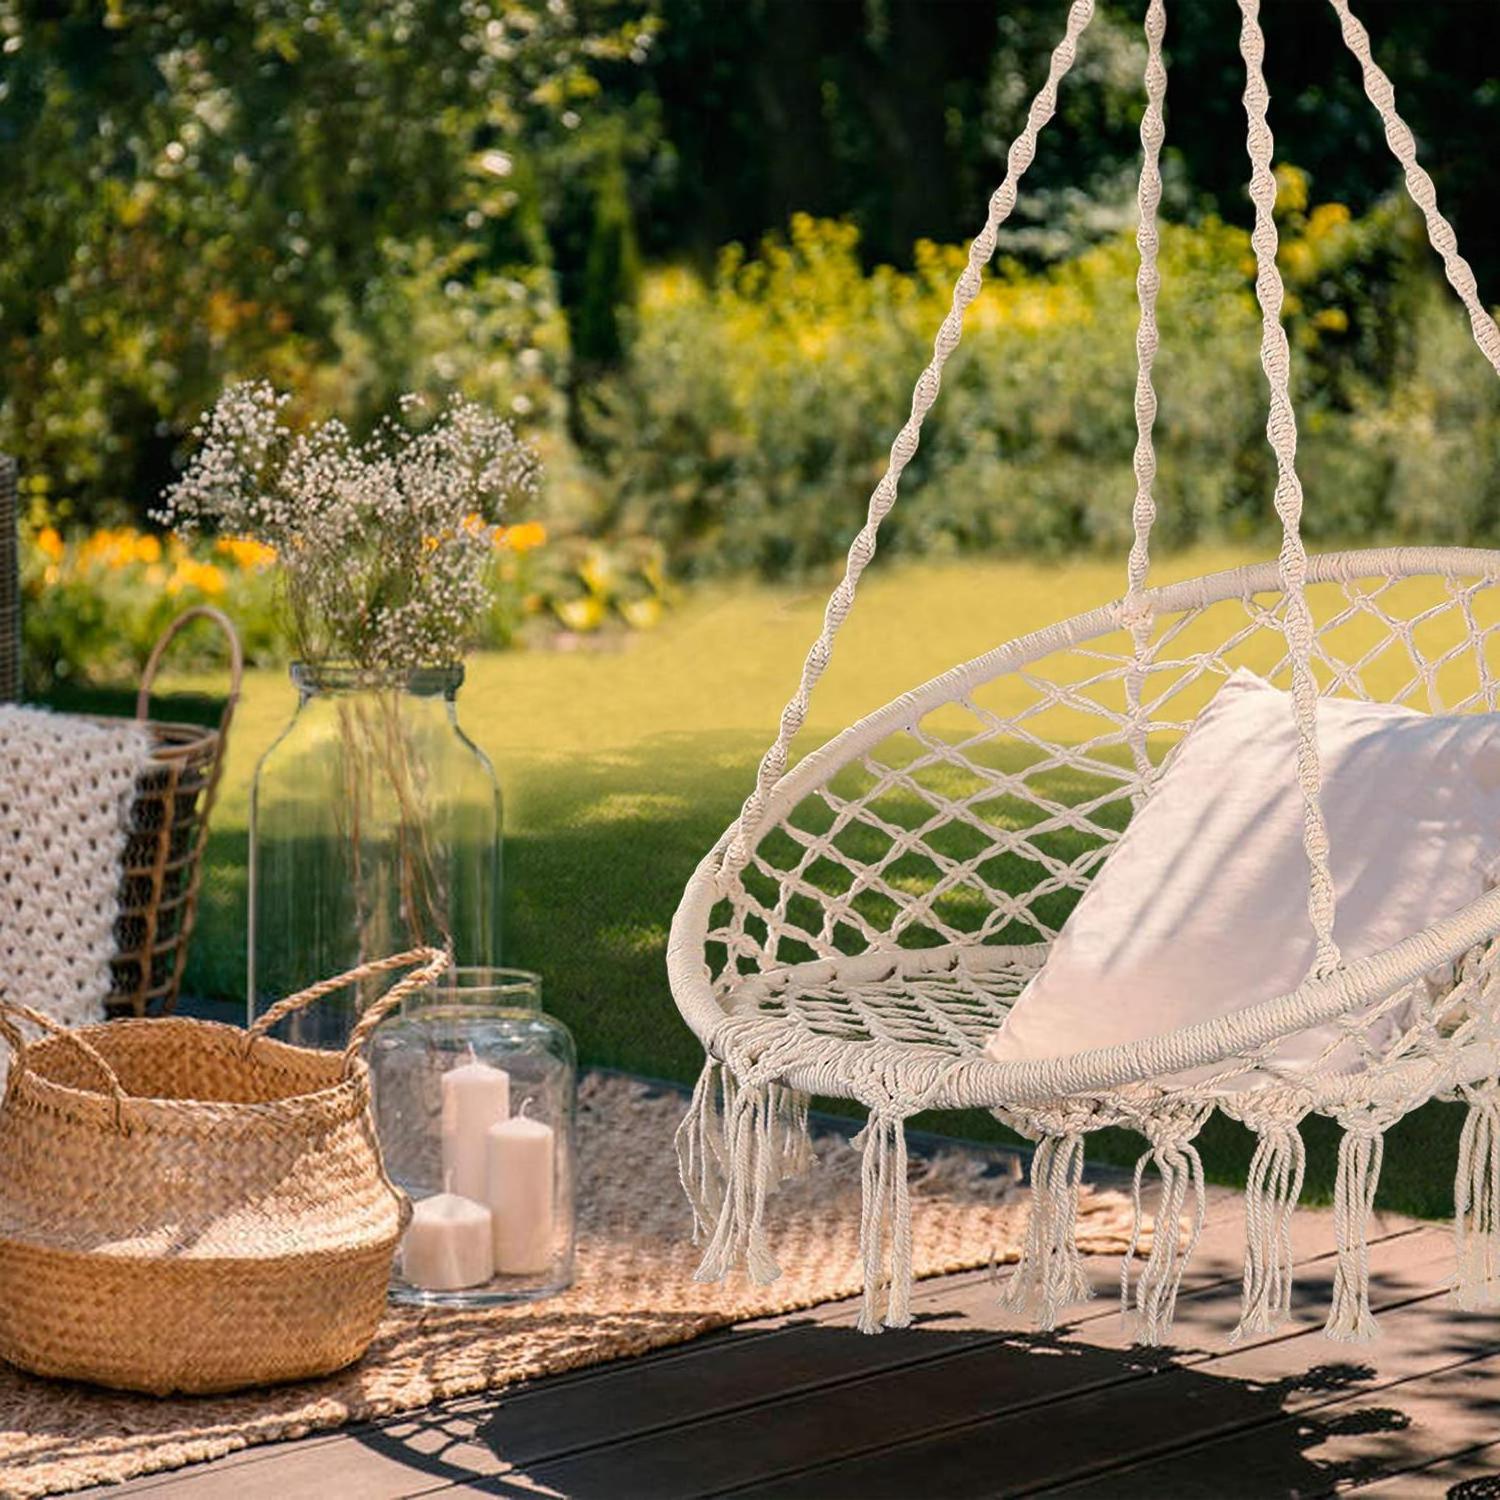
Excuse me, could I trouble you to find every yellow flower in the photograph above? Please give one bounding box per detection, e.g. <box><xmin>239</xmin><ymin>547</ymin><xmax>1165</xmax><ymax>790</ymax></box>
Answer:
<box><xmin>579</xmin><ymin>548</ymin><xmax>614</xmax><ymax>597</ymax></box>
<box><xmin>214</xmin><ymin>536</ymin><xmax>277</xmax><ymax>570</ymax></box>
<box><xmin>34</xmin><ymin>527</ymin><xmax>65</xmax><ymax>564</ymax></box>
<box><xmin>1307</xmin><ymin>202</ymin><xmax>1351</xmax><ymax>239</ymax></box>
<box><xmin>554</xmin><ymin>595</ymin><xmax>605</xmax><ymax>632</ymax></box>
<box><xmin>78</xmin><ymin>526</ymin><xmax>161</xmax><ymax>571</ymax></box>
<box><xmin>167</xmin><ymin>559</ymin><xmax>227</xmax><ymax>597</ymax></box>
<box><xmin>1313</xmin><ymin>307</ymin><xmax>1349</xmax><ymax>333</ymax></box>
<box><xmin>619</xmin><ymin>596</ymin><xmax>663</xmax><ymax>630</ymax></box>
<box><xmin>495</xmin><ymin>521</ymin><xmax>547</xmax><ymax>554</ymax></box>
<box><xmin>1274</xmin><ymin>163</ymin><xmax>1309</xmax><ymax>216</ymax></box>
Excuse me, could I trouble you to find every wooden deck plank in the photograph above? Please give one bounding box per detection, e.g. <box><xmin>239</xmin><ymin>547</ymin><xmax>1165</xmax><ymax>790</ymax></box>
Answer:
<box><xmin>1043</xmin><ymin>1349</ymin><xmax>1500</xmax><ymax>1498</ymax></box>
<box><xmin>77</xmin><ymin>1184</ymin><xmax>1235</xmax><ymax>1497</ymax></box>
<box><xmin>504</xmin><ymin>1230</ymin><xmax>1454</xmax><ymax>1500</ymax></box>
<box><xmin>1356</xmin><ymin>1443</ymin><xmax>1500</xmax><ymax>1494</ymax></box>
<box><xmin>708</xmin><ymin>1236</ymin><xmax>1470</xmax><ymax>1494</ymax></box>
<box><xmin>470</xmin><ymin>1218</ymin><xmax>1426</xmax><ymax>1482</ymax></box>
<box><xmin>74</xmin><ymin>1190</ymin><xmax>1432</xmax><ymax>1500</ymax></box>
<box><xmin>428</xmin><ymin>1191</ymin><xmax>1411</xmax><ymax>1472</ymax></box>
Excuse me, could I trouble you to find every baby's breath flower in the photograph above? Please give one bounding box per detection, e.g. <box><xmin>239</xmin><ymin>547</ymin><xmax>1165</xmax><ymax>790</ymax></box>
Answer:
<box><xmin>156</xmin><ymin>382</ymin><xmax>541</xmax><ymax>670</ymax></box>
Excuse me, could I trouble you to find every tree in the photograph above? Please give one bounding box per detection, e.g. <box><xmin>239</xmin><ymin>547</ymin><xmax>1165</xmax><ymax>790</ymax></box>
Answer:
<box><xmin>0</xmin><ymin>0</ymin><xmax>660</xmax><ymax>520</ymax></box>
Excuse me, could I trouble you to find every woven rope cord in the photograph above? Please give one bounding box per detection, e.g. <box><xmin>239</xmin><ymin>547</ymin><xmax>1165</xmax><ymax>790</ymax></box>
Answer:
<box><xmin>1122</xmin><ymin>0</ymin><xmax>1168</xmax><ymax>785</ymax></box>
<box><xmin>247</xmin><ymin>947</ymin><xmax>449</xmax><ymax>1077</ymax></box>
<box><xmin>1124</xmin><ymin>0</ymin><xmax>1168</xmax><ymax>610</ymax></box>
<box><xmin>721</xmin><ymin>0</ymin><xmax>1098</xmax><ymax>876</ymax></box>
<box><xmin>1237</xmin><ymin>0</ymin><xmax>1340</xmax><ymax>976</ymax></box>
<box><xmin>1326</xmin><ymin>0</ymin><xmax>1500</xmax><ymax>381</ymax></box>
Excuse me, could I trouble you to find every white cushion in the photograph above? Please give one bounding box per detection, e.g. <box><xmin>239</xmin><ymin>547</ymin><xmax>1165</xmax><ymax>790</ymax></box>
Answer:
<box><xmin>985</xmin><ymin>670</ymin><xmax>1500</xmax><ymax>1082</ymax></box>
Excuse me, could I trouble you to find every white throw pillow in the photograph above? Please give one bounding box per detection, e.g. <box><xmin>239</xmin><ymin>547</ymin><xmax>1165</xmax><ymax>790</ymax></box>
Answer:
<box><xmin>985</xmin><ymin>669</ymin><xmax>1500</xmax><ymax>1083</ymax></box>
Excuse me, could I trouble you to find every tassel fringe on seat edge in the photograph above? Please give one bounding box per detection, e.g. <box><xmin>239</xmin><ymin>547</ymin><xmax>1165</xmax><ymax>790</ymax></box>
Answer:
<box><xmin>674</xmin><ymin>1060</ymin><xmax>1500</xmax><ymax>1346</ymax></box>
<box><xmin>1454</xmin><ymin>1082</ymin><xmax>1500</xmax><ymax>1309</ymax></box>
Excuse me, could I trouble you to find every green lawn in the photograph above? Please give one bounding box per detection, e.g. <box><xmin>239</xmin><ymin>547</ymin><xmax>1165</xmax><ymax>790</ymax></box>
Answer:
<box><xmin>176</xmin><ymin>546</ymin><xmax>1465</xmax><ymax>1221</ymax></box>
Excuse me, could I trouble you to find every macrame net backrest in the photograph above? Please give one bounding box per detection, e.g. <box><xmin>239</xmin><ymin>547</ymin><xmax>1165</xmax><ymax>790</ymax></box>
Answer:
<box><xmin>706</xmin><ymin>561</ymin><xmax>1500</xmax><ymax>983</ymax></box>
<box><xmin>721</xmin><ymin>0</ymin><xmax>1500</xmax><ymax>962</ymax></box>
<box><xmin>672</xmin><ymin>0</ymin><xmax>1500</xmax><ymax>1349</ymax></box>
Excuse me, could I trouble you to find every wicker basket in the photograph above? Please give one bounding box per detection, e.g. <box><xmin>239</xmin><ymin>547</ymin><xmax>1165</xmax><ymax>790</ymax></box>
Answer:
<box><xmin>0</xmin><ymin>947</ymin><xmax>447</xmax><ymax>1396</ymax></box>
<box><xmin>107</xmin><ymin>606</ymin><xmax>243</xmax><ymax>1018</ymax></box>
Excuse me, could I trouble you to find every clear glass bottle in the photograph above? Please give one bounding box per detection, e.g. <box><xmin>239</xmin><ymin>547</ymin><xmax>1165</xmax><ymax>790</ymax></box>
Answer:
<box><xmin>369</xmin><ymin>968</ymin><xmax>577</xmax><ymax>1306</ymax></box>
<box><xmin>248</xmin><ymin>664</ymin><xmax>502</xmax><ymax>1048</ymax></box>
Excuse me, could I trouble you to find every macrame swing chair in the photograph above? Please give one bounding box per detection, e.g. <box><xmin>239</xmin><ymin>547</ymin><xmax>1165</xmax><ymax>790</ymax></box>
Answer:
<box><xmin>668</xmin><ymin>0</ymin><xmax>1500</xmax><ymax>1345</ymax></box>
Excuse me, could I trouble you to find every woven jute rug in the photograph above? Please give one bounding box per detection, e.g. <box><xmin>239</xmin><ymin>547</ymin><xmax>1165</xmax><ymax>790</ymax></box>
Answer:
<box><xmin>0</xmin><ymin>1074</ymin><xmax>1148</xmax><ymax>1498</ymax></box>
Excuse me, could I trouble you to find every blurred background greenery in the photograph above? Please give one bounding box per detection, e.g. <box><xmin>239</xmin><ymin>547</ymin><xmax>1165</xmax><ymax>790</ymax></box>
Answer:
<box><xmin>5</xmin><ymin>0</ymin><xmax>1500</xmax><ymax>688</ymax></box>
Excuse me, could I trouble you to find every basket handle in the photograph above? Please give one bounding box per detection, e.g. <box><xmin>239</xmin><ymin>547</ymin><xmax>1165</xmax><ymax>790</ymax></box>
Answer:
<box><xmin>136</xmin><ymin>605</ymin><xmax>244</xmax><ymax>736</ymax></box>
<box><xmin>246</xmin><ymin>947</ymin><xmax>450</xmax><ymax>1078</ymax></box>
<box><xmin>0</xmin><ymin>996</ymin><xmax>132</xmax><ymax>1128</ymax></box>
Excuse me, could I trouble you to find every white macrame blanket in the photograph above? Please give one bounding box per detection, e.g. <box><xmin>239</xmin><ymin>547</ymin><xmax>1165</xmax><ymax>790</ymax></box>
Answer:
<box><xmin>0</xmin><ymin>706</ymin><xmax>153</xmax><ymax>1037</ymax></box>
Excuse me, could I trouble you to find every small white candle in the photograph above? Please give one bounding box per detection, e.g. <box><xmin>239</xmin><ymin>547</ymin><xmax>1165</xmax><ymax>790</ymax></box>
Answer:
<box><xmin>401</xmin><ymin>1192</ymin><xmax>494</xmax><ymax>1291</ymax></box>
<box><xmin>487</xmin><ymin>1108</ymin><xmax>555</xmax><ymax>1275</ymax></box>
<box><xmin>441</xmin><ymin>1050</ymin><xmax>510</xmax><ymax>1202</ymax></box>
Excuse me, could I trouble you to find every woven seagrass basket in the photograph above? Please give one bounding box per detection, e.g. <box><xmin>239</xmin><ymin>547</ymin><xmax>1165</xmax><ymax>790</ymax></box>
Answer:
<box><xmin>107</xmin><ymin>605</ymin><xmax>243</xmax><ymax>1019</ymax></box>
<box><xmin>0</xmin><ymin>948</ymin><xmax>446</xmax><ymax>1396</ymax></box>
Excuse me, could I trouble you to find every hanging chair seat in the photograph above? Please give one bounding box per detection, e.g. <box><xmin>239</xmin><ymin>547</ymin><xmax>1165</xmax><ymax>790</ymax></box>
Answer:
<box><xmin>672</xmin><ymin>547</ymin><xmax>1500</xmax><ymax>1342</ymax></box>
<box><xmin>670</xmin><ymin>0</ymin><xmax>1500</xmax><ymax>1350</ymax></box>
<box><xmin>672</xmin><ymin>549</ymin><xmax>1500</xmax><ymax>1119</ymax></box>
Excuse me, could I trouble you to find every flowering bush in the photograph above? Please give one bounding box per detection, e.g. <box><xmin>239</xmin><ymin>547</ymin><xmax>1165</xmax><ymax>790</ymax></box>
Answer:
<box><xmin>21</xmin><ymin>519</ymin><xmax>281</xmax><ymax>692</ymax></box>
<box><xmin>22</xmin><ymin>510</ymin><xmax>668</xmax><ymax>688</ymax></box>
<box><xmin>157</xmin><ymin>384</ymin><xmax>540</xmax><ymax>669</ymax></box>
<box><xmin>583</xmin><ymin>191</ymin><xmax>1497</xmax><ymax>578</ymax></box>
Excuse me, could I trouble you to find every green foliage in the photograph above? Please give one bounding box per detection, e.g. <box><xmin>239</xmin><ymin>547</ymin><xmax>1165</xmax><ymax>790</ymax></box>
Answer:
<box><xmin>582</xmin><ymin>198</ymin><xmax>1500</xmax><ymax>578</ymax></box>
<box><xmin>0</xmin><ymin>0</ymin><xmax>660</xmax><ymax>520</ymax></box>
<box><xmin>572</xmin><ymin>158</ymin><xmax>643</xmax><ymax>369</ymax></box>
<box><xmin>19</xmin><ymin>518</ymin><xmax>280</xmax><ymax>693</ymax></box>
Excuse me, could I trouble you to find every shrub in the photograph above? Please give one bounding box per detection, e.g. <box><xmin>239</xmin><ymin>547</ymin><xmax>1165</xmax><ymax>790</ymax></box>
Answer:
<box><xmin>20</xmin><ymin>518</ymin><xmax>281</xmax><ymax>693</ymax></box>
<box><xmin>20</xmin><ymin>511</ymin><xmax>669</xmax><ymax>688</ymax></box>
<box><xmin>583</xmin><ymin>195</ymin><xmax>1495</xmax><ymax>578</ymax></box>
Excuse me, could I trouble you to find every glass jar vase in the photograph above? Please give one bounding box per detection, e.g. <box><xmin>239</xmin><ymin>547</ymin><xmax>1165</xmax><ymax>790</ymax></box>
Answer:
<box><xmin>248</xmin><ymin>664</ymin><xmax>502</xmax><ymax>1048</ymax></box>
<box><xmin>369</xmin><ymin>968</ymin><xmax>576</xmax><ymax>1306</ymax></box>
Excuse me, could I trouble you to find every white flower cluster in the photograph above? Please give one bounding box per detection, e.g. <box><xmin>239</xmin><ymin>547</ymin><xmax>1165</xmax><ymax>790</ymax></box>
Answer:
<box><xmin>157</xmin><ymin>382</ymin><xmax>540</xmax><ymax>670</ymax></box>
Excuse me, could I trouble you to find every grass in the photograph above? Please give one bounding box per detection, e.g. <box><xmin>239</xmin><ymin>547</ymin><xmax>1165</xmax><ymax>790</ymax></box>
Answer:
<box><xmin>161</xmin><ymin>545</ymin><xmax>1464</xmax><ymax>1220</ymax></box>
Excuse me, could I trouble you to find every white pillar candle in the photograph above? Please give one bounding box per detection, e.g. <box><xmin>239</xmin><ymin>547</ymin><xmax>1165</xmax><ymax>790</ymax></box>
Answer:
<box><xmin>401</xmin><ymin>1192</ymin><xmax>494</xmax><ymax>1291</ymax></box>
<box><xmin>441</xmin><ymin>1052</ymin><xmax>510</xmax><ymax>1202</ymax></box>
<box><xmin>487</xmin><ymin>1111</ymin><xmax>555</xmax><ymax>1275</ymax></box>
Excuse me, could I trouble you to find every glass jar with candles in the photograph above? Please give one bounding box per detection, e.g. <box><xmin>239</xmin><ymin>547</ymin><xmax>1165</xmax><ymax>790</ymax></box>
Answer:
<box><xmin>368</xmin><ymin>968</ymin><xmax>576</xmax><ymax>1305</ymax></box>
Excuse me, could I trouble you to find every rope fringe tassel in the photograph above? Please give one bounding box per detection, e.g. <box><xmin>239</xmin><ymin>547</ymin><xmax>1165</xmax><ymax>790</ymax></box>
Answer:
<box><xmin>1123</xmin><ymin>1117</ymin><xmax>1208</xmax><ymax>1346</ymax></box>
<box><xmin>1326</xmin><ymin>1125</ymin><xmax>1385</xmax><ymax>1342</ymax></box>
<box><xmin>1454</xmin><ymin>1085</ymin><xmax>1500</xmax><ymax>1309</ymax></box>
<box><xmin>675</xmin><ymin>1058</ymin><xmax>731</xmax><ymax>1245</ymax></box>
<box><xmin>1233</xmin><ymin>1118</ymin><xmax>1306</xmax><ymax>1339</ymax></box>
<box><xmin>676</xmin><ymin>1057</ymin><xmax>816</xmax><ymax>1288</ymax></box>
<box><xmin>1002</xmin><ymin>1131</ymin><xmax>1092</xmax><ymax>1330</ymax></box>
<box><xmin>852</xmin><ymin>1111</ymin><xmax>916</xmax><ymax>1334</ymax></box>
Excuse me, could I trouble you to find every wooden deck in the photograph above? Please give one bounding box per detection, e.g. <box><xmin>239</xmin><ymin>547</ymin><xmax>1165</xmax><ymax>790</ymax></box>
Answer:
<box><xmin>82</xmin><ymin>1185</ymin><xmax>1500</xmax><ymax>1499</ymax></box>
